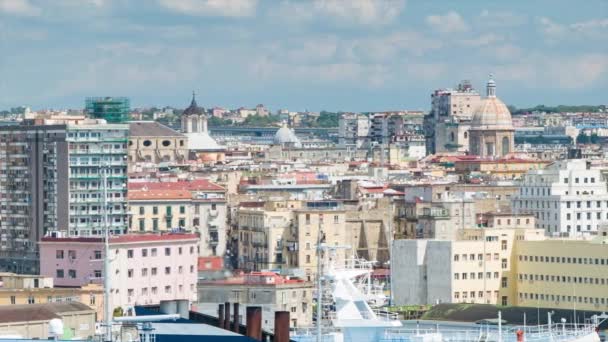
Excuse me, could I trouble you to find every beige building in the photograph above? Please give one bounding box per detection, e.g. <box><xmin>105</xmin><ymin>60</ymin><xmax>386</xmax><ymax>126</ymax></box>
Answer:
<box><xmin>128</xmin><ymin>179</ymin><xmax>228</xmax><ymax>256</ymax></box>
<box><xmin>0</xmin><ymin>302</ymin><xmax>96</xmax><ymax>339</ymax></box>
<box><xmin>429</xmin><ymin>81</ymin><xmax>481</xmax><ymax>154</ymax></box>
<box><xmin>234</xmin><ymin>200</ymin><xmax>350</xmax><ymax>281</ymax></box>
<box><xmin>128</xmin><ymin>121</ymin><xmax>187</xmax><ymax>170</ymax></box>
<box><xmin>514</xmin><ymin>236</ymin><xmax>608</xmax><ymax>311</ymax></box>
<box><xmin>0</xmin><ymin>273</ymin><xmax>103</xmax><ymax>320</ymax></box>
<box><xmin>393</xmin><ymin>226</ymin><xmax>545</xmax><ymax>306</ymax></box>
<box><xmin>197</xmin><ymin>272</ymin><xmax>313</xmax><ymax>331</ymax></box>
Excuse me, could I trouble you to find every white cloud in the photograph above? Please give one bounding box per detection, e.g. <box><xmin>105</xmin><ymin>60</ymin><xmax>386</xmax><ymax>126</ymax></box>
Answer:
<box><xmin>0</xmin><ymin>0</ymin><xmax>40</xmax><ymax>16</ymax></box>
<box><xmin>546</xmin><ymin>53</ymin><xmax>608</xmax><ymax>89</ymax></box>
<box><xmin>571</xmin><ymin>18</ymin><xmax>608</xmax><ymax>31</ymax></box>
<box><xmin>158</xmin><ymin>0</ymin><xmax>257</xmax><ymax>17</ymax></box>
<box><xmin>271</xmin><ymin>0</ymin><xmax>406</xmax><ymax>26</ymax></box>
<box><xmin>477</xmin><ymin>9</ymin><xmax>527</xmax><ymax>28</ymax></box>
<box><xmin>538</xmin><ymin>17</ymin><xmax>608</xmax><ymax>42</ymax></box>
<box><xmin>459</xmin><ymin>33</ymin><xmax>504</xmax><ymax>47</ymax></box>
<box><xmin>426</xmin><ymin>11</ymin><xmax>468</xmax><ymax>34</ymax></box>
<box><xmin>538</xmin><ymin>17</ymin><xmax>566</xmax><ymax>37</ymax></box>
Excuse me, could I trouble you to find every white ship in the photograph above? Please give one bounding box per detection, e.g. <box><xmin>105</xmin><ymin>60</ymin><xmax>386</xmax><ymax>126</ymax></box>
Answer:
<box><xmin>292</xmin><ymin>246</ymin><xmax>604</xmax><ymax>342</ymax></box>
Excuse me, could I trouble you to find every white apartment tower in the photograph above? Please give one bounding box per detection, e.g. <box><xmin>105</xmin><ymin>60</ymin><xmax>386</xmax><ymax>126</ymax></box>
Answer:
<box><xmin>512</xmin><ymin>159</ymin><xmax>608</xmax><ymax>237</ymax></box>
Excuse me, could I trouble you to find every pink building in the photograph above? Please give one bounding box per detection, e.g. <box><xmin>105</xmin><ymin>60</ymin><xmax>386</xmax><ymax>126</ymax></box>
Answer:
<box><xmin>39</xmin><ymin>233</ymin><xmax>198</xmax><ymax>312</ymax></box>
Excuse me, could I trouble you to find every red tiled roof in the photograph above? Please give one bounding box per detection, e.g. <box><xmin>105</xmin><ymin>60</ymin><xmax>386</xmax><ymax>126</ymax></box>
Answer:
<box><xmin>128</xmin><ymin>189</ymin><xmax>192</xmax><ymax>201</ymax></box>
<box><xmin>111</xmin><ymin>233</ymin><xmax>198</xmax><ymax>243</ymax></box>
<box><xmin>128</xmin><ymin>179</ymin><xmax>225</xmax><ymax>192</ymax></box>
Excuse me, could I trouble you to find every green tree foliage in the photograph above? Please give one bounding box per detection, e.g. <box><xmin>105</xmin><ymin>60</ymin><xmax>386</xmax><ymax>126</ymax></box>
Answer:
<box><xmin>577</xmin><ymin>132</ymin><xmax>590</xmax><ymax>144</ymax></box>
<box><xmin>310</xmin><ymin>111</ymin><xmax>339</xmax><ymax>127</ymax></box>
<box><xmin>208</xmin><ymin>116</ymin><xmax>233</xmax><ymax>126</ymax></box>
<box><xmin>510</xmin><ymin>105</ymin><xmax>607</xmax><ymax>115</ymax></box>
<box><xmin>241</xmin><ymin>114</ymin><xmax>280</xmax><ymax>126</ymax></box>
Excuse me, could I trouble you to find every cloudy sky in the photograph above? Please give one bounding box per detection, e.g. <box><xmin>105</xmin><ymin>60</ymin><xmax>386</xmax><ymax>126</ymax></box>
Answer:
<box><xmin>0</xmin><ymin>0</ymin><xmax>607</xmax><ymax>111</ymax></box>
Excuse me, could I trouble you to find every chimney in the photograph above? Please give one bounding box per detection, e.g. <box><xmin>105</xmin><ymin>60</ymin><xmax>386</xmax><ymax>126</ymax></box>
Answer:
<box><xmin>246</xmin><ymin>306</ymin><xmax>262</xmax><ymax>341</ymax></box>
<box><xmin>233</xmin><ymin>303</ymin><xmax>240</xmax><ymax>333</ymax></box>
<box><xmin>218</xmin><ymin>304</ymin><xmax>225</xmax><ymax>329</ymax></box>
<box><xmin>273</xmin><ymin>311</ymin><xmax>290</xmax><ymax>342</ymax></box>
<box><xmin>224</xmin><ymin>302</ymin><xmax>231</xmax><ymax>330</ymax></box>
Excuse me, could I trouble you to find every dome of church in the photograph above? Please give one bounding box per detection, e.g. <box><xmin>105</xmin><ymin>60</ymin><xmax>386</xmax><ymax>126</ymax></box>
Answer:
<box><xmin>274</xmin><ymin>122</ymin><xmax>301</xmax><ymax>147</ymax></box>
<box><xmin>186</xmin><ymin>132</ymin><xmax>223</xmax><ymax>151</ymax></box>
<box><xmin>470</xmin><ymin>76</ymin><xmax>513</xmax><ymax>130</ymax></box>
<box><xmin>183</xmin><ymin>92</ymin><xmax>205</xmax><ymax>116</ymax></box>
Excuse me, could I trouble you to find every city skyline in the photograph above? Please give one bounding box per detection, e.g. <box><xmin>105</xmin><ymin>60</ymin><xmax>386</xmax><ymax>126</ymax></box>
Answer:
<box><xmin>0</xmin><ymin>0</ymin><xmax>607</xmax><ymax>111</ymax></box>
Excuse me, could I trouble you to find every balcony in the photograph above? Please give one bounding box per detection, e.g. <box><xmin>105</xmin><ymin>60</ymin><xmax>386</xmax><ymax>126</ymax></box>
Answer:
<box><xmin>420</xmin><ymin>207</ymin><xmax>450</xmax><ymax>219</ymax></box>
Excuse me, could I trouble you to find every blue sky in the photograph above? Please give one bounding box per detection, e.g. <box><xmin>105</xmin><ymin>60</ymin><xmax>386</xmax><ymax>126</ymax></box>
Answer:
<box><xmin>0</xmin><ymin>0</ymin><xmax>607</xmax><ymax>112</ymax></box>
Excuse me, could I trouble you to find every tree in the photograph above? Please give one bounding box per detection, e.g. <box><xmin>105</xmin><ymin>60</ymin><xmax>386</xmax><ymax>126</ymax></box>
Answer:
<box><xmin>590</xmin><ymin>133</ymin><xmax>600</xmax><ymax>144</ymax></box>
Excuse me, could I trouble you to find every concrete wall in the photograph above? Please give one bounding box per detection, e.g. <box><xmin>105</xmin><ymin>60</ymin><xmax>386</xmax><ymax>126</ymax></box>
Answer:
<box><xmin>425</xmin><ymin>241</ymin><xmax>453</xmax><ymax>304</ymax></box>
<box><xmin>392</xmin><ymin>240</ymin><xmax>428</xmax><ymax>305</ymax></box>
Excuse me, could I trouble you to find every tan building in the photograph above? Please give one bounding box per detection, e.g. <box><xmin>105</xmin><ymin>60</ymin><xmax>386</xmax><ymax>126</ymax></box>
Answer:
<box><xmin>393</xmin><ymin>226</ymin><xmax>545</xmax><ymax>306</ymax></box>
<box><xmin>197</xmin><ymin>272</ymin><xmax>313</xmax><ymax>331</ymax></box>
<box><xmin>514</xmin><ymin>236</ymin><xmax>608</xmax><ymax>311</ymax></box>
<box><xmin>468</xmin><ymin>76</ymin><xmax>515</xmax><ymax>158</ymax></box>
<box><xmin>128</xmin><ymin>179</ymin><xmax>228</xmax><ymax>256</ymax></box>
<box><xmin>454</xmin><ymin>157</ymin><xmax>549</xmax><ymax>180</ymax></box>
<box><xmin>0</xmin><ymin>273</ymin><xmax>103</xmax><ymax>320</ymax></box>
<box><xmin>128</xmin><ymin>121</ymin><xmax>187</xmax><ymax>170</ymax></box>
<box><xmin>0</xmin><ymin>302</ymin><xmax>96</xmax><ymax>339</ymax></box>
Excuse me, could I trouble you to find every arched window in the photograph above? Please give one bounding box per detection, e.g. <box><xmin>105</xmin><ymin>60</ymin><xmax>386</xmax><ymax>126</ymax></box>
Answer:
<box><xmin>502</xmin><ymin>137</ymin><xmax>510</xmax><ymax>155</ymax></box>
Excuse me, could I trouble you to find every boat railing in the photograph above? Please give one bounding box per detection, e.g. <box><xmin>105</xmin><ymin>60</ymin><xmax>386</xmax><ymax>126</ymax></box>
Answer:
<box><xmin>382</xmin><ymin>323</ymin><xmax>597</xmax><ymax>341</ymax></box>
<box><xmin>372</xmin><ymin>309</ymin><xmax>400</xmax><ymax>322</ymax></box>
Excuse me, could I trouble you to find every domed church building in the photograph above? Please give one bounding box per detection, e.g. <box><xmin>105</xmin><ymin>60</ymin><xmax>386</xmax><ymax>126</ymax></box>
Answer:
<box><xmin>468</xmin><ymin>75</ymin><xmax>514</xmax><ymax>158</ymax></box>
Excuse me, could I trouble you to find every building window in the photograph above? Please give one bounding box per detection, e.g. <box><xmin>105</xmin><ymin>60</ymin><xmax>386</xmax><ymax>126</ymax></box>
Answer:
<box><xmin>151</xmin><ymin>248</ymin><xmax>157</xmax><ymax>256</ymax></box>
<box><xmin>502</xmin><ymin>296</ymin><xmax>508</xmax><ymax>306</ymax></box>
<box><xmin>68</xmin><ymin>269</ymin><xmax>77</xmax><ymax>278</ymax></box>
<box><xmin>152</xmin><ymin>219</ymin><xmax>159</xmax><ymax>231</ymax></box>
<box><xmin>179</xmin><ymin>206</ymin><xmax>186</xmax><ymax>214</ymax></box>
<box><xmin>152</xmin><ymin>287</ymin><xmax>158</xmax><ymax>295</ymax></box>
<box><xmin>178</xmin><ymin>266</ymin><xmax>183</xmax><ymax>274</ymax></box>
<box><xmin>151</xmin><ymin>267</ymin><xmax>157</xmax><ymax>276</ymax></box>
<box><xmin>94</xmin><ymin>250</ymin><xmax>102</xmax><ymax>260</ymax></box>
<box><xmin>28</xmin><ymin>296</ymin><xmax>35</xmax><ymax>304</ymax></box>
<box><xmin>56</xmin><ymin>250</ymin><xmax>64</xmax><ymax>259</ymax></box>
<box><xmin>68</xmin><ymin>250</ymin><xmax>76</xmax><ymax>260</ymax></box>
<box><xmin>56</xmin><ymin>269</ymin><xmax>64</xmax><ymax>278</ymax></box>
<box><xmin>305</xmin><ymin>214</ymin><xmax>311</xmax><ymax>225</ymax></box>
<box><xmin>178</xmin><ymin>247</ymin><xmax>183</xmax><ymax>255</ymax></box>
<box><xmin>127</xmin><ymin>269</ymin><xmax>134</xmax><ymax>278</ymax></box>
<box><xmin>142</xmin><ymin>268</ymin><xmax>148</xmax><ymax>276</ymax></box>
<box><xmin>127</xmin><ymin>249</ymin><xmax>134</xmax><ymax>258</ymax></box>
<box><xmin>165</xmin><ymin>267</ymin><xmax>171</xmax><ymax>275</ymax></box>
<box><xmin>142</xmin><ymin>249</ymin><xmax>148</xmax><ymax>257</ymax></box>
<box><xmin>153</xmin><ymin>206</ymin><xmax>158</xmax><ymax>215</ymax></box>
<box><xmin>139</xmin><ymin>219</ymin><xmax>145</xmax><ymax>231</ymax></box>
<box><xmin>165</xmin><ymin>248</ymin><xmax>171</xmax><ymax>256</ymax></box>
<box><xmin>165</xmin><ymin>286</ymin><xmax>171</xmax><ymax>294</ymax></box>
<box><xmin>139</xmin><ymin>207</ymin><xmax>145</xmax><ymax>215</ymax></box>
<box><xmin>94</xmin><ymin>270</ymin><xmax>102</xmax><ymax>278</ymax></box>
<box><xmin>502</xmin><ymin>277</ymin><xmax>508</xmax><ymax>288</ymax></box>
<box><xmin>501</xmin><ymin>240</ymin><xmax>507</xmax><ymax>250</ymax></box>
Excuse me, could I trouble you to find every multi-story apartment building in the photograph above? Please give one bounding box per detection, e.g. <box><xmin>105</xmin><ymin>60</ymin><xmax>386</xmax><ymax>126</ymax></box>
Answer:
<box><xmin>395</xmin><ymin>226</ymin><xmax>608</xmax><ymax>312</ymax></box>
<box><xmin>197</xmin><ymin>272</ymin><xmax>313</xmax><ymax>331</ymax></box>
<box><xmin>512</xmin><ymin>159</ymin><xmax>608</xmax><ymax>237</ymax></box>
<box><xmin>514</xmin><ymin>235</ymin><xmax>608</xmax><ymax>312</ymax></box>
<box><xmin>234</xmin><ymin>200</ymin><xmax>349</xmax><ymax>282</ymax></box>
<box><xmin>128</xmin><ymin>179</ymin><xmax>227</xmax><ymax>256</ymax></box>
<box><xmin>425</xmin><ymin>81</ymin><xmax>481</xmax><ymax>154</ymax></box>
<box><xmin>235</xmin><ymin>201</ymin><xmax>296</xmax><ymax>272</ymax></box>
<box><xmin>66</xmin><ymin>123</ymin><xmax>129</xmax><ymax>237</ymax></box>
<box><xmin>0</xmin><ymin>120</ymin><xmax>128</xmax><ymax>273</ymax></box>
<box><xmin>338</xmin><ymin>113</ymin><xmax>369</xmax><ymax>148</ymax></box>
<box><xmin>286</xmin><ymin>201</ymin><xmax>348</xmax><ymax>282</ymax></box>
<box><xmin>38</xmin><ymin>233</ymin><xmax>198</xmax><ymax>313</ymax></box>
<box><xmin>393</xmin><ymin>226</ymin><xmax>546</xmax><ymax>306</ymax></box>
